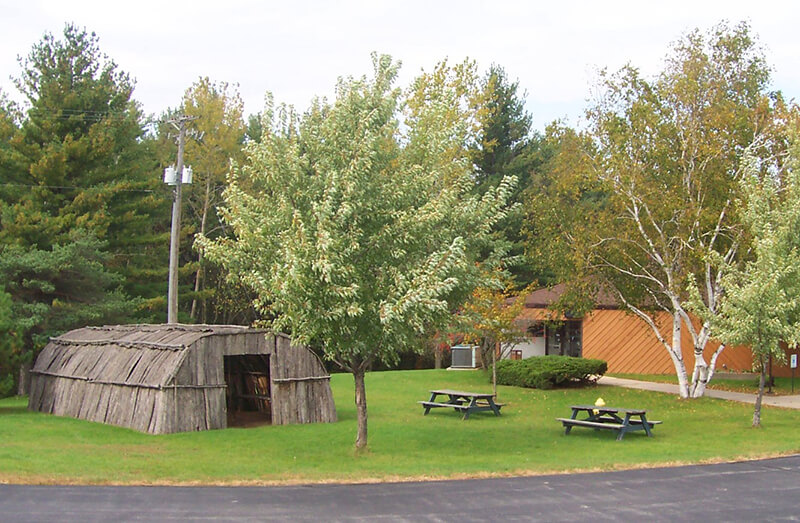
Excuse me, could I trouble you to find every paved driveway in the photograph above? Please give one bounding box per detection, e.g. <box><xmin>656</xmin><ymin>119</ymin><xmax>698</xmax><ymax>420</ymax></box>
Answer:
<box><xmin>2</xmin><ymin>455</ymin><xmax>799</xmax><ymax>522</ymax></box>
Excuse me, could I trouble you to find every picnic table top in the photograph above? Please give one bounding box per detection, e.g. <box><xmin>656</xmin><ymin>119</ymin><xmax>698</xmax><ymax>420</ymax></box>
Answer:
<box><xmin>570</xmin><ymin>405</ymin><xmax>647</xmax><ymax>415</ymax></box>
<box><xmin>430</xmin><ymin>389</ymin><xmax>495</xmax><ymax>398</ymax></box>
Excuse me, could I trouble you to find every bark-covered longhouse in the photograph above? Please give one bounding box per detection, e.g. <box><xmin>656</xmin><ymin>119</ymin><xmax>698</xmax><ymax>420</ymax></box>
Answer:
<box><xmin>27</xmin><ymin>324</ymin><xmax>337</xmax><ymax>434</ymax></box>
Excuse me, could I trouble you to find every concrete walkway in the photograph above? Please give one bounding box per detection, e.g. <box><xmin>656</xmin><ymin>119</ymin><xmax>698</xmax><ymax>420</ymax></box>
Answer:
<box><xmin>598</xmin><ymin>376</ymin><xmax>800</xmax><ymax>409</ymax></box>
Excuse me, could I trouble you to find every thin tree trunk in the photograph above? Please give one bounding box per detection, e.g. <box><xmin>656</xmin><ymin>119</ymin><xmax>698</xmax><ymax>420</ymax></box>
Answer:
<box><xmin>753</xmin><ymin>357</ymin><xmax>766</xmax><ymax>428</ymax></box>
<box><xmin>492</xmin><ymin>342</ymin><xmax>497</xmax><ymax>398</ymax></box>
<box><xmin>190</xmin><ymin>177</ymin><xmax>212</xmax><ymax>320</ymax></box>
<box><xmin>479</xmin><ymin>341</ymin><xmax>489</xmax><ymax>371</ymax></box>
<box><xmin>190</xmin><ymin>252</ymin><xmax>205</xmax><ymax>321</ymax></box>
<box><xmin>353</xmin><ymin>367</ymin><xmax>368</xmax><ymax>450</ymax></box>
<box><xmin>17</xmin><ymin>361</ymin><xmax>31</xmax><ymax>396</ymax></box>
<box><xmin>434</xmin><ymin>343</ymin><xmax>442</xmax><ymax>369</ymax></box>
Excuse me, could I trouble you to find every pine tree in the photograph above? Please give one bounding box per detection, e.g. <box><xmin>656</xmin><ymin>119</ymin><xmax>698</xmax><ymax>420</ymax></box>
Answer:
<box><xmin>0</xmin><ymin>25</ymin><xmax>167</xmax><ymax>385</ymax></box>
<box><xmin>0</xmin><ymin>25</ymin><xmax>169</xmax><ymax>314</ymax></box>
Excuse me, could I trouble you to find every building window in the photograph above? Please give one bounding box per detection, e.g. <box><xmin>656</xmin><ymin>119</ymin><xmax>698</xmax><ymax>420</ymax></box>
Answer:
<box><xmin>528</xmin><ymin>323</ymin><xmax>545</xmax><ymax>338</ymax></box>
<box><xmin>545</xmin><ymin>320</ymin><xmax>582</xmax><ymax>357</ymax></box>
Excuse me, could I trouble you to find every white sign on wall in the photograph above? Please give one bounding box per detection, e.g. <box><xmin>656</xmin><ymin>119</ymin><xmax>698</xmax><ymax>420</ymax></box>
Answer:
<box><xmin>791</xmin><ymin>354</ymin><xmax>798</xmax><ymax>369</ymax></box>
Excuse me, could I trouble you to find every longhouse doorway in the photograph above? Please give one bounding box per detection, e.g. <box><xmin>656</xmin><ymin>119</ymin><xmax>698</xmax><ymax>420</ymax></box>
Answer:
<box><xmin>224</xmin><ymin>354</ymin><xmax>271</xmax><ymax>427</ymax></box>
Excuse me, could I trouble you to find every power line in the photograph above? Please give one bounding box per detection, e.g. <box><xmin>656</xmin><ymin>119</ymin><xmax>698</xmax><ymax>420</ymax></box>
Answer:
<box><xmin>10</xmin><ymin>107</ymin><xmax>142</xmax><ymax>122</ymax></box>
<box><xmin>0</xmin><ymin>183</ymin><xmax>160</xmax><ymax>193</ymax></box>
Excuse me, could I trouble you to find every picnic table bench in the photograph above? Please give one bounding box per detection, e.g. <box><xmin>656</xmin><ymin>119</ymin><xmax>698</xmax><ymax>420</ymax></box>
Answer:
<box><xmin>557</xmin><ymin>405</ymin><xmax>661</xmax><ymax>441</ymax></box>
<box><xmin>419</xmin><ymin>389</ymin><xmax>505</xmax><ymax>419</ymax></box>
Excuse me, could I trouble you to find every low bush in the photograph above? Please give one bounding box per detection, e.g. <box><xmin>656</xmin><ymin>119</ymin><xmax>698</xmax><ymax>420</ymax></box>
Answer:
<box><xmin>495</xmin><ymin>355</ymin><xmax>607</xmax><ymax>389</ymax></box>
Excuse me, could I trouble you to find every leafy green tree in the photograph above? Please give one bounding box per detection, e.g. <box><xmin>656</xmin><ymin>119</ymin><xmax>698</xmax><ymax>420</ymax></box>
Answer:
<box><xmin>525</xmin><ymin>124</ymin><xmax>605</xmax><ymax>293</ymax></box>
<box><xmin>199</xmin><ymin>54</ymin><xmax>516</xmax><ymax>449</ymax></box>
<box><xmin>526</xmin><ymin>22</ymin><xmax>789</xmax><ymax>398</ymax></box>
<box><xmin>690</xmin><ymin>144</ymin><xmax>800</xmax><ymax>426</ymax></box>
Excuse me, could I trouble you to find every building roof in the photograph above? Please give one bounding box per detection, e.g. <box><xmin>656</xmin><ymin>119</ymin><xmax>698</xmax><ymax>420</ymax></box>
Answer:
<box><xmin>523</xmin><ymin>282</ymin><xmax>619</xmax><ymax>310</ymax></box>
<box><xmin>32</xmin><ymin>324</ymin><xmax>261</xmax><ymax>389</ymax></box>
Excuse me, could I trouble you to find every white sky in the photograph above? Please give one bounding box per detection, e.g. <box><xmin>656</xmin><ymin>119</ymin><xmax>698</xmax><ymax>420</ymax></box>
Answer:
<box><xmin>2</xmin><ymin>0</ymin><xmax>799</xmax><ymax>132</ymax></box>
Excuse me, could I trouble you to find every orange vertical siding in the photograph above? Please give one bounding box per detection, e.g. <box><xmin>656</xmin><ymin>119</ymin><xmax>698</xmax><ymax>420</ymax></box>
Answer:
<box><xmin>582</xmin><ymin>310</ymin><xmax>753</xmax><ymax>374</ymax></box>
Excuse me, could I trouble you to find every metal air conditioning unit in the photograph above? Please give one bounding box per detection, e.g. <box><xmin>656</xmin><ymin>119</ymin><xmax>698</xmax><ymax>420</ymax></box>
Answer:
<box><xmin>450</xmin><ymin>345</ymin><xmax>478</xmax><ymax>369</ymax></box>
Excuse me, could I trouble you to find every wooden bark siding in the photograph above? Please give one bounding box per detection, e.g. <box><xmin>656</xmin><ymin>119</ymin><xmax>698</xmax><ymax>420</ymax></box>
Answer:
<box><xmin>28</xmin><ymin>324</ymin><xmax>337</xmax><ymax>434</ymax></box>
<box><xmin>270</xmin><ymin>334</ymin><xmax>337</xmax><ymax>425</ymax></box>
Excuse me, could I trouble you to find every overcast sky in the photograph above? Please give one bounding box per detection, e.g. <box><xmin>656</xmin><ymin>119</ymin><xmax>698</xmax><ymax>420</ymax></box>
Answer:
<box><xmin>2</xmin><ymin>0</ymin><xmax>798</xmax><ymax>132</ymax></box>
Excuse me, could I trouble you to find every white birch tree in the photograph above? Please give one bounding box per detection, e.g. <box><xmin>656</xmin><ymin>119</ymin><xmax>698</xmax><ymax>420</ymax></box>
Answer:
<box><xmin>181</xmin><ymin>78</ymin><xmax>246</xmax><ymax>322</ymax></box>
<box><xmin>529</xmin><ymin>22</ymin><xmax>789</xmax><ymax>398</ymax></box>
<box><xmin>198</xmin><ymin>54</ymin><xmax>515</xmax><ymax>450</ymax></box>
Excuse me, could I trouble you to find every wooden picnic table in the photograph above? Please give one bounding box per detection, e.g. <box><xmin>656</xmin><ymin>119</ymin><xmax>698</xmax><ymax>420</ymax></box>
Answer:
<box><xmin>556</xmin><ymin>405</ymin><xmax>661</xmax><ymax>441</ymax></box>
<box><xmin>419</xmin><ymin>389</ymin><xmax>505</xmax><ymax>419</ymax></box>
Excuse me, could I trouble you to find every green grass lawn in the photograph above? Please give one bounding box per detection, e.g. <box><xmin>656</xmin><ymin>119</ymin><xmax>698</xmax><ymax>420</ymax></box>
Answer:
<box><xmin>1</xmin><ymin>369</ymin><xmax>799</xmax><ymax>486</ymax></box>
<box><xmin>608</xmin><ymin>373</ymin><xmax>800</xmax><ymax>395</ymax></box>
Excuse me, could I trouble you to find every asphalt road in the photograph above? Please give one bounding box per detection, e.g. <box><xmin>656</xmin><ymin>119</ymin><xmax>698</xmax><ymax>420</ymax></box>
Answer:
<box><xmin>2</xmin><ymin>455</ymin><xmax>799</xmax><ymax>522</ymax></box>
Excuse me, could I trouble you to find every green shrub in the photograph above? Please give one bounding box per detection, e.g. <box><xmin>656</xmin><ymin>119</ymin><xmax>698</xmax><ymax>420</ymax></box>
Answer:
<box><xmin>495</xmin><ymin>356</ymin><xmax>607</xmax><ymax>389</ymax></box>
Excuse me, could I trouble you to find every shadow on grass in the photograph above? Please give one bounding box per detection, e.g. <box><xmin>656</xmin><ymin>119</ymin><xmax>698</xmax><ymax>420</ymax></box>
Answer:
<box><xmin>334</xmin><ymin>410</ymin><xmax>357</xmax><ymax>422</ymax></box>
<box><xmin>0</xmin><ymin>406</ymin><xmax>29</xmax><ymax>415</ymax></box>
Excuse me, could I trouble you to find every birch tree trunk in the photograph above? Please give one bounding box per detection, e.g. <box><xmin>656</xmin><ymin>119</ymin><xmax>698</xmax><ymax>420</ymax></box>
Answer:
<box><xmin>669</xmin><ymin>312</ymin><xmax>690</xmax><ymax>398</ymax></box>
<box><xmin>627</xmin><ymin>302</ymin><xmax>691</xmax><ymax>399</ymax></box>
<box><xmin>190</xmin><ymin>177</ymin><xmax>212</xmax><ymax>321</ymax></box>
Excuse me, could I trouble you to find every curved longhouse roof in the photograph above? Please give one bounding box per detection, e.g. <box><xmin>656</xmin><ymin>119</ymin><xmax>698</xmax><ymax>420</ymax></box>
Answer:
<box><xmin>32</xmin><ymin>324</ymin><xmax>259</xmax><ymax>390</ymax></box>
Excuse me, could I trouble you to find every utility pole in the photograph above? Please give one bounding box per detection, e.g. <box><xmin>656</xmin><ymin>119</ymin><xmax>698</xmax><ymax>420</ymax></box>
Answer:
<box><xmin>165</xmin><ymin>115</ymin><xmax>196</xmax><ymax>324</ymax></box>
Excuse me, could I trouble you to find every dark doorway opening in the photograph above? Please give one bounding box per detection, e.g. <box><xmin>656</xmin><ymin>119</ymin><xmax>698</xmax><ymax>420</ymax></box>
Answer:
<box><xmin>224</xmin><ymin>354</ymin><xmax>271</xmax><ymax>428</ymax></box>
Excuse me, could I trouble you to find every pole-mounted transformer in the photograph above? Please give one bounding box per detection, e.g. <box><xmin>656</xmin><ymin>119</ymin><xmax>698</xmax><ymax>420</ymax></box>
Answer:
<box><xmin>164</xmin><ymin>115</ymin><xmax>197</xmax><ymax>324</ymax></box>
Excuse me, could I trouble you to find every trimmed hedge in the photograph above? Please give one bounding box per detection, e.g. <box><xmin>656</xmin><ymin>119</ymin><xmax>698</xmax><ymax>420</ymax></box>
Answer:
<box><xmin>495</xmin><ymin>355</ymin><xmax>607</xmax><ymax>389</ymax></box>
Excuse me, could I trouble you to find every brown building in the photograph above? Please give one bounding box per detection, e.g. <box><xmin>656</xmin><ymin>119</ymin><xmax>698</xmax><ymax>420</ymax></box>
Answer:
<box><xmin>511</xmin><ymin>284</ymin><xmax>756</xmax><ymax>375</ymax></box>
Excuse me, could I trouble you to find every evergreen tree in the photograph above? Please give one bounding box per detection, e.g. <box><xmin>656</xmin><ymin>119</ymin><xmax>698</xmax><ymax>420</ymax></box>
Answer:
<box><xmin>472</xmin><ymin>65</ymin><xmax>533</xmax><ymax>194</ymax></box>
<box><xmin>471</xmin><ymin>65</ymin><xmax>550</xmax><ymax>288</ymax></box>
<box><xmin>0</xmin><ymin>287</ymin><xmax>20</xmax><ymax>397</ymax></box>
<box><xmin>0</xmin><ymin>25</ymin><xmax>167</xmax><ymax>385</ymax></box>
<box><xmin>0</xmin><ymin>230</ymin><xmax>135</xmax><ymax>392</ymax></box>
<box><xmin>0</xmin><ymin>25</ymin><xmax>169</xmax><ymax>317</ymax></box>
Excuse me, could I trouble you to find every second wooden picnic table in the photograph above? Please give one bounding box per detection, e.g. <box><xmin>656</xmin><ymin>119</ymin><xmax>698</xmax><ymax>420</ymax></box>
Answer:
<box><xmin>557</xmin><ymin>405</ymin><xmax>661</xmax><ymax>441</ymax></box>
<box><xmin>419</xmin><ymin>389</ymin><xmax>504</xmax><ymax>419</ymax></box>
